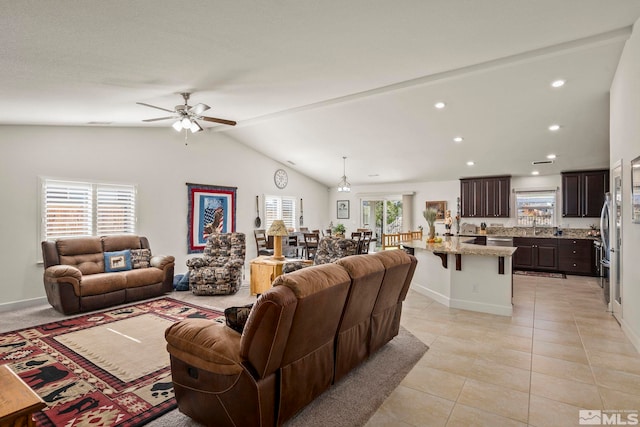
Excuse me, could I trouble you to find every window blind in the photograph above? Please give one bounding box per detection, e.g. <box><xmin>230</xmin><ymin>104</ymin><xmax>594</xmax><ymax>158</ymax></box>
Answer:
<box><xmin>42</xmin><ymin>179</ymin><xmax>136</xmax><ymax>240</ymax></box>
<box><xmin>264</xmin><ymin>195</ymin><xmax>297</xmax><ymax>230</ymax></box>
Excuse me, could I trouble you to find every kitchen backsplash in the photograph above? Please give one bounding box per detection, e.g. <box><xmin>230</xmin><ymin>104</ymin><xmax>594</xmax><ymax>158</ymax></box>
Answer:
<box><xmin>461</xmin><ymin>226</ymin><xmax>599</xmax><ymax>238</ymax></box>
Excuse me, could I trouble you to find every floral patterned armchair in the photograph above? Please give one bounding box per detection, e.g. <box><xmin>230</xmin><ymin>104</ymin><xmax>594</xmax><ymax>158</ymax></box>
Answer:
<box><xmin>187</xmin><ymin>232</ymin><xmax>246</xmax><ymax>295</ymax></box>
<box><xmin>283</xmin><ymin>236</ymin><xmax>358</xmax><ymax>273</ymax></box>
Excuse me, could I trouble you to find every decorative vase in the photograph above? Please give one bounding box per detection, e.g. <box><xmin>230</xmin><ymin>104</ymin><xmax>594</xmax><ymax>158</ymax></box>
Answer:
<box><xmin>428</xmin><ymin>225</ymin><xmax>436</xmax><ymax>240</ymax></box>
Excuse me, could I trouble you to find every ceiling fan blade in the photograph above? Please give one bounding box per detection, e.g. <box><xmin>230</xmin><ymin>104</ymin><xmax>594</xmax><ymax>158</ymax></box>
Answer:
<box><xmin>189</xmin><ymin>103</ymin><xmax>210</xmax><ymax>115</ymax></box>
<box><xmin>142</xmin><ymin>116</ymin><xmax>176</xmax><ymax>122</ymax></box>
<box><xmin>136</xmin><ymin>102</ymin><xmax>175</xmax><ymax>113</ymax></box>
<box><xmin>200</xmin><ymin>116</ymin><xmax>237</xmax><ymax>126</ymax></box>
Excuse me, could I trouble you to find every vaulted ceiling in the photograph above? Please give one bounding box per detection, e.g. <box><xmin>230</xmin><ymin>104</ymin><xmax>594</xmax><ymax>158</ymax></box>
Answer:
<box><xmin>3</xmin><ymin>1</ymin><xmax>640</xmax><ymax>186</ymax></box>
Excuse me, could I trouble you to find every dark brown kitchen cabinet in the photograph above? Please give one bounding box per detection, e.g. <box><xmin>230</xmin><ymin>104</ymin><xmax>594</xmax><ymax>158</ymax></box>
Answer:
<box><xmin>513</xmin><ymin>237</ymin><xmax>558</xmax><ymax>271</ymax></box>
<box><xmin>558</xmin><ymin>239</ymin><xmax>595</xmax><ymax>275</ymax></box>
<box><xmin>460</xmin><ymin>176</ymin><xmax>510</xmax><ymax>218</ymax></box>
<box><xmin>562</xmin><ymin>169</ymin><xmax>609</xmax><ymax>218</ymax></box>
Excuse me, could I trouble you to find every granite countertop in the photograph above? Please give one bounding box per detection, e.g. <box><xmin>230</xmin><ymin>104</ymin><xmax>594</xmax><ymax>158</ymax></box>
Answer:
<box><xmin>402</xmin><ymin>237</ymin><xmax>517</xmax><ymax>257</ymax></box>
<box><xmin>459</xmin><ymin>227</ymin><xmax>600</xmax><ymax>240</ymax></box>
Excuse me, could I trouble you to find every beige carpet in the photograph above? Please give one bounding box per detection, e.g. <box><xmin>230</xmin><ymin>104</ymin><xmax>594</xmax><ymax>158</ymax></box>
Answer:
<box><xmin>54</xmin><ymin>314</ymin><xmax>174</xmax><ymax>382</ymax></box>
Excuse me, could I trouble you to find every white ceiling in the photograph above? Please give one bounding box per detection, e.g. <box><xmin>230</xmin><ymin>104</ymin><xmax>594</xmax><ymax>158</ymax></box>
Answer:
<box><xmin>3</xmin><ymin>1</ymin><xmax>640</xmax><ymax>186</ymax></box>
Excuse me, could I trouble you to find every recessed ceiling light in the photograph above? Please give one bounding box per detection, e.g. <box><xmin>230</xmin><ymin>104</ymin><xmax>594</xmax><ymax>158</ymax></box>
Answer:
<box><xmin>453</xmin><ymin>136</ymin><xmax>464</xmax><ymax>143</ymax></box>
<box><xmin>466</xmin><ymin>161</ymin><xmax>475</xmax><ymax>166</ymax></box>
<box><xmin>551</xmin><ymin>79</ymin><xmax>566</xmax><ymax>88</ymax></box>
<box><xmin>546</xmin><ymin>154</ymin><xmax>557</xmax><ymax>159</ymax></box>
<box><xmin>532</xmin><ymin>171</ymin><xmax>540</xmax><ymax>175</ymax></box>
<box><xmin>548</xmin><ymin>124</ymin><xmax>561</xmax><ymax>131</ymax></box>
<box><xmin>434</xmin><ymin>102</ymin><xmax>446</xmax><ymax>109</ymax></box>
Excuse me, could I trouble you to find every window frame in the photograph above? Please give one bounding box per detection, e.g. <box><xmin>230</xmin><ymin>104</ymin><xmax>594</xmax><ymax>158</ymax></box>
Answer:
<box><xmin>264</xmin><ymin>194</ymin><xmax>297</xmax><ymax>231</ymax></box>
<box><xmin>40</xmin><ymin>177</ymin><xmax>137</xmax><ymax>242</ymax></box>
<box><xmin>514</xmin><ymin>188</ymin><xmax>558</xmax><ymax>227</ymax></box>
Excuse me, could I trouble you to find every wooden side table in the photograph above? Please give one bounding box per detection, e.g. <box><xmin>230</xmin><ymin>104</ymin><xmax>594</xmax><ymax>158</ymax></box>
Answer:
<box><xmin>249</xmin><ymin>256</ymin><xmax>312</xmax><ymax>295</ymax></box>
<box><xmin>0</xmin><ymin>365</ymin><xmax>46</xmax><ymax>427</ymax></box>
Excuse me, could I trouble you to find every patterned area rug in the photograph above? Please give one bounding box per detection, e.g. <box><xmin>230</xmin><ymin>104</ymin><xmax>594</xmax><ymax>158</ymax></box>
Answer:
<box><xmin>514</xmin><ymin>270</ymin><xmax>566</xmax><ymax>279</ymax></box>
<box><xmin>0</xmin><ymin>298</ymin><xmax>223</xmax><ymax>427</ymax></box>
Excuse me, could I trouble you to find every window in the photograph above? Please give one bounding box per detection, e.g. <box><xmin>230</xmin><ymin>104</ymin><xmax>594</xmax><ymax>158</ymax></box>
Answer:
<box><xmin>264</xmin><ymin>195</ymin><xmax>296</xmax><ymax>230</ymax></box>
<box><xmin>41</xmin><ymin>178</ymin><xmax>136</xmax><ymax>240</ymax></box>
<box><xmin>515</xmin><ymin>189</ymin><xmax>556</xmax><ymax>226</ymax></box>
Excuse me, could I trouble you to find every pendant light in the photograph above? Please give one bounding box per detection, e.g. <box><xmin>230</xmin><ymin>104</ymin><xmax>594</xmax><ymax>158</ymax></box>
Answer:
<box><xmin>337</xmin><ymin>156</ymin><xmax>351</xmax><ymax>192</ymax></box>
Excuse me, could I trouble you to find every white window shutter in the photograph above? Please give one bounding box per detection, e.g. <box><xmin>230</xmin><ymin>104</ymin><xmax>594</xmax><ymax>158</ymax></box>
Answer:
<box><xmin>42</xmin><ymin>180</ymin><xmax>93</xmax><ymax>240</ymax></box>
<box><xmin>96</xmin><ymin>184</ymin><xmax>136</xmax><ymax>235</ymax></box>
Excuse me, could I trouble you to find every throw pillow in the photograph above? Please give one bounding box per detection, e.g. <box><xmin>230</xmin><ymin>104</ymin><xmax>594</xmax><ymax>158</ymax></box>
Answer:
<box><xmin>104</xmin><ymin>250</ymin><xmax>132</xmax><ymax>273</ymax></box>
<box><xmin>130</xmin><ymin>248</ymin><xmax>151</xmax><ymax>269</ymax></box>
<box><xmin>224</xmin><ymin>303</ymin><xmax>254</xmax><ymax>334</ymax></box>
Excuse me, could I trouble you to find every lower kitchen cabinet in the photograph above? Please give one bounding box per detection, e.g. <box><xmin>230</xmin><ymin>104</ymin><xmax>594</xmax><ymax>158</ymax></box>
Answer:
<box><xmin>513</xmin><ymin>237</ymin><xmax>558</xmax><ymax>271</ymax></box>
<box><xmin>558</xmin><ymin>239</ymin><xmax>595</xmax><ymax>275</ymax></box>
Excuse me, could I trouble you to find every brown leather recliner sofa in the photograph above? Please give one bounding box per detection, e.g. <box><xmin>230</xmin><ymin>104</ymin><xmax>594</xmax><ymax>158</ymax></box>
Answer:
<box><xmin>42</xmin><ymin>235</ymin><xmax>175</xmax><ymax>315</ymax></box>
<box><xmin>165</xmin><ymin>250</ymin><xmax>416</xmax><ymax>427</ymax></box>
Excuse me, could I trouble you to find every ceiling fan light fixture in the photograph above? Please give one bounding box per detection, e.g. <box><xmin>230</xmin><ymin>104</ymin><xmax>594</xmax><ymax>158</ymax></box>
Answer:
<box><xmin>337</xmin><ymin>156</ymin><xmax>351</xmax><ymax>192</ymax></box>
<box><xmin>181</xmin><ymin>117</ymin><xmax>192</xmax><ymax>128</ymax></box>
<box><xmin>172</xmin><ymin>120</ymin><xmax>183</xmax><ymax>131</ymax></box>
<box><xmin>190</xmin><ymin>120</ymin><xmax>203</xmax><ymax>133</ymax></box>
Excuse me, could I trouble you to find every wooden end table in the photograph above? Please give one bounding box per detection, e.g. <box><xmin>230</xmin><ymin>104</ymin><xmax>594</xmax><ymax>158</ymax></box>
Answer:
<box><xmin>0</xmin><ymin>365</ymin><xmax>46</xmax><ymax>427</ymax></box>
<box><xmin>250</xmin><ymin>256</ymin><xmax>312</xmax><ymax>295</ymax></box>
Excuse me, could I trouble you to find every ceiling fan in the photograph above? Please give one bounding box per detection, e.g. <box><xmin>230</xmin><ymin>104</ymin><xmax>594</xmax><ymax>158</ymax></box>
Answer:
<box><xmin>137</xmin><ymin>92</ymin><xmax>236</xmax><ymax>133</ymax></box>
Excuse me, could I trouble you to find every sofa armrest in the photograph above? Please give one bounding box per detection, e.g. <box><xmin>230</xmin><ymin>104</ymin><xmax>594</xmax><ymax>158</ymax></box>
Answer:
<box><xmin>44</xmin><ymin>265</ymin><xmax>82</xmax><ymax>285</ymax></box>
<box><xmin>165</xmin><ymin>319</ymin><xmax>243</xmax><ymax>376</ymax></box>
<box><xmin>44</xmin><ymin>265</ymin><xmax>82</xmax><ymax>297</ymax></box>
<box><xmin>151</xmin><ymin>255</ymin><xmax>175</xmax><ymax>269</ymax></box>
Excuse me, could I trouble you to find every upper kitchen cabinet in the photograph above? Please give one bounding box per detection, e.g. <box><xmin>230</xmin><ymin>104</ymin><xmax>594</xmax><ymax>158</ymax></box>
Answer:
<box><xmin>460</xmin><ymin>176</ymin><xmax>510</xmax><ymax>218</ymax></box>
<box><xmin>561</xmin><ymin>169</ymin><xmax>609</xmax><ymax>218</ymax></box>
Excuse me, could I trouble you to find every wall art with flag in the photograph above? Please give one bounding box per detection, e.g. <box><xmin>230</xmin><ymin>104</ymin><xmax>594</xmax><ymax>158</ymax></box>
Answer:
<box><xmin>187</xmin><ymin>183</ymin><xmax>237</xmax><ymax>253</ymax></box>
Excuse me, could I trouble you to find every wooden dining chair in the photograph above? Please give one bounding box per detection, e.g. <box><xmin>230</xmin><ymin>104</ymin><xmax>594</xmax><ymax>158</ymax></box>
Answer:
<box><xmin>350</xmin><ymin>231</ymin><xmax>363</xmax><ymax>254</ymax></box>
<box><xmin>254</xmin><ymin>229</ymin><xmax>274</xmax><ymax>256</ymax></box>
<box><xmin>303</xmin><ymin>232</ymin><xmax>320</xmax><ymax>260</ymax></box>
<box><xmin>399</xmin><ymin>232</ymin><xmax>412</xmax><ymax>243</ymax></box>
<box><xmin>360</xmin><ymin>231</ymin><xmax>373</xmax><ymax>254</ymax></box>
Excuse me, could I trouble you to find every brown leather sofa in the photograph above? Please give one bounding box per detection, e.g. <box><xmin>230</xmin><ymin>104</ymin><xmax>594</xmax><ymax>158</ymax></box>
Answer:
<box><xmin>165</xmin><ymin>250</ymin><xmax>416</xmax><ymax>427</ymax></box>
<box><xmin>42</xmin><ymin>235</ymin><xmax>175</xmax><ymax>315</ymax></box>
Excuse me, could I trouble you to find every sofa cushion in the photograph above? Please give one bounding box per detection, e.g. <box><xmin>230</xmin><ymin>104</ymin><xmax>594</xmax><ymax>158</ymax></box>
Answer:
<box><xmin>80</xmin><ymin>272</ymin><xmax>127</xmax><ymax>296</ymax></box>
<box><xmin>57</xmin><ymin>237</ymin><xmax>104</xmax><ymax>274</ymax></box>
<box><xmin>131</xmin><ymin>248</ymin><xmax>151</xmax><ymax>269</ymax></box>
<box><xmin>124</xmin><ymin>267</ymin><xmax>164</xmax><ymax>288</ymax></box>
<box><xmin>104</xmin><ymin>250</ymin><xmax>132</xmax><ymax>272</ymax></box>
<box><xmin>102</xmin><ymin>235</ymin><xmax>142</xmax><ymax>252</ymax></box>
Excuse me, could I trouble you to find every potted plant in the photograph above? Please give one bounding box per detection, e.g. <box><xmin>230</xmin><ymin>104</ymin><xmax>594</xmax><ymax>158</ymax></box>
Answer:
<box><xmin>333</xmin><ymin>223</ymin><xmax>346</xmax><ymax>237</ymax></box>
<box><xmin>423</xmin><ymin>209</ymin><xmax>437</xmax><ymax>241</ymax></box>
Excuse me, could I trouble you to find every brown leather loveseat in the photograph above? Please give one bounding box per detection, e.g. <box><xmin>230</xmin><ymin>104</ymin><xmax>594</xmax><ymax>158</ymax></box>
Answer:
<box><xmin>42</xmin><ymin>235</ymin><xmax>175</xmax><ymax>315</ymax></box>
<box><xmin>165</xmin><ymin>250</ymin><xmax>416</xmax><ymax>427</ymax></box>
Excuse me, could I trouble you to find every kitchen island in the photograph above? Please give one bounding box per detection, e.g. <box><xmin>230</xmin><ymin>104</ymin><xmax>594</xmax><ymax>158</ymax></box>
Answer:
<box><xmin>402</xmin><ymin>237</ymin><xmax>517</xmax><ymax>316</ymax></box>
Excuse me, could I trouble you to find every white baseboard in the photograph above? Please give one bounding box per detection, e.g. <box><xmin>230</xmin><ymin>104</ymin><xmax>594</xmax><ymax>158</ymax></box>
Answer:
<box><xmin>0</xmin><ymin>296</ymin><xmax>47</xmax><ymax>313</ymax></box>
<box><xmin>411</xmin><ymin>282</ymin><xmax>450</xmax><ymax>307</ymax></box>
<box><xmin>450</xmin><ymin>298</ymin><xmax>512</xmax><ymax>317</ymax></box>
<box><xmin>621</xmin><ymin>319</ymin><xmax>640</xmax><ymax>354</ymax></box>
<box><xmin>411</xmin><ymin>282</ymin><xmax>512</xmax><ymax>316</ymax></box>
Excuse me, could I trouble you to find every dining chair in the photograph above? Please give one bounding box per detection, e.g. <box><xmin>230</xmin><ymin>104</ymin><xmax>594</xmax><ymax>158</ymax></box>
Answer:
<box><xmin>350</xmin><ymin>231</ymin><xmax>363</xmax><ymax>254</ymax></box>
<box><xmin>411</xmin><ymin>230</ymin><xmax>423</xmax><ymax>240</ymax></box>
<box><xmin>381</xmin><ymin>233</ymin><xmax>400</xmax><ymax>250</ymax></box>
<box><xmin>303</xmin><ymin>232</ymin><xmax>320</xmax><ymax>260</ymax></box>
<box><xmin>360</xmin><ymin>231</ymin><xmax>373</xmax><ymax>254</ymax></box>
<box><xmin>254</xmin><ymin>229</ymin><xmax>274</xmax><ymax>256</ymax></box>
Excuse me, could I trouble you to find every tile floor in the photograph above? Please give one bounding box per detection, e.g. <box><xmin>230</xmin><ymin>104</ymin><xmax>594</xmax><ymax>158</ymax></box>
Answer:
<box><xmin>366</xmin><ymin>274</ymin><xmax>640</xmax><ymax>426</ymax></box>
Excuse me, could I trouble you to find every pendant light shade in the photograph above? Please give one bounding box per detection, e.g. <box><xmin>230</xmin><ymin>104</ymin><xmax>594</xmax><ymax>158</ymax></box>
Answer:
<box><xmin>337</xmin><ymin>156</ymin><xmax>351</xmax><ymax>192</ymax></box>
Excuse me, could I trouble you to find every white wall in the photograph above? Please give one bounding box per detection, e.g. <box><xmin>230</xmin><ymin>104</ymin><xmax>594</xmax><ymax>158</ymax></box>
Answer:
<box><xmin>327</xmin><ymin>174</ymin><xmax>598</xmax><ymax>236</ymax></box>
<box><xmin>610</xmin><ymin>18</ymin><xmax>640</xmax><ymax>351</ymax></box>
<box><xmin>0</xmin><ymin>125</ymin><xmax>329</xmax><ymax>307</ymax></box>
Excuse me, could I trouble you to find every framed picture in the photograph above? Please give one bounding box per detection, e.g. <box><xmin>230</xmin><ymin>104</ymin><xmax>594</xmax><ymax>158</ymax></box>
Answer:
<box><xmin>337</xmin><ymin>200</ymin><xmax>350</xmax><ymax>219</ymax></box>
<box><xmin>425</xmin><ymin>200</ymin><xmax>447</xmax><ymax>222</ymax></box>
<box><xmin>632</xmin><ymin>156</ymin><xmax>640</xmax><ymax>223</ymax></box>
<box><xmin>187</xmin><ymin>183</ymin><xmax>237</xmax><ymax>253</ymax></box>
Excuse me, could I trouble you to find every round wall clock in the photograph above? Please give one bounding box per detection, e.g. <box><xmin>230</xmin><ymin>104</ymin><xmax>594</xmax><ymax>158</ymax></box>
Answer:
<box><xmin>274</xmin><ymin>169</ymin><xmax>288</xmax><ymax>189</ymax></box>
